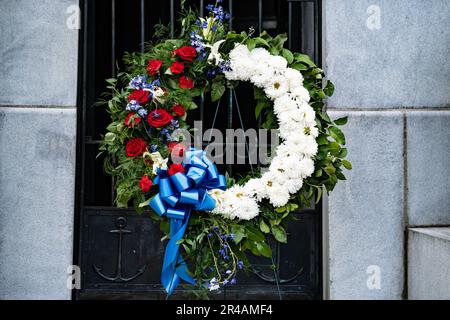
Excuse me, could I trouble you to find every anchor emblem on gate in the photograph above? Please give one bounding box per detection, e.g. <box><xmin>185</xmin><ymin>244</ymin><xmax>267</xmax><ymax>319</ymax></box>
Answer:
<box><xmin>93</xmin><ymin>217</ymin><xmax>147</xmax><ymax>282</ymax></box>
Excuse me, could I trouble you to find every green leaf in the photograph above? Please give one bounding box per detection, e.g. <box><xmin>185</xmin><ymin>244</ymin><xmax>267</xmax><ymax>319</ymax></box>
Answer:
<box><xmin>291</xmin><ymin>63</ymin><xmax>308</xmax><ymax>71</ymax></box>
<box><xmin>293</xmin><ymin>53</ymin><xmax>315</xmax><ymax>67</ymax></box>
<box><xmin>211</xmin><ymin>81</ymin><xmax>225</xmax><ymax>102</ymax></box>
<box><xmin>323</xmin><ymin>80</ymin><xmax>335</xmax><ymax>96</ymax></box>
<box><xmin>342</xmin><ymin>160</ymin><xmax>353</xmax><ymax>170</ymax></box>
<box><xmin>256</xmin><ymin>241</ymin><xmax>272</xmax><ymax>258</ymax></box>
<box><xmin>104</xmin><ymin>132</ymin><xmax>116</xmax><ymax>143</ymax></box>
<box><xmin>329</xmin><ymin>126</ymin><xmax>346</xmax><ymax>145</ymax></box>
<box><xmin>271</xmin><ymin>225</ymin><xmax>287</xmax><ymax>243</ymax></box>
<box><xmin>326</xmin><ymin>141</ymin><xmax>341</xmax><ymax>152</ymax></box>
<box><xmin>334</xmin><ymin>116</ymin><xmax>348</xmax><ymax>126</ymax></box>
<box><xmin>282</xmin><ymin>48</ymin><xmax>294</xmax><ymax>64</ymax></box>
<box><xmin>315</xmin><ymin>187</ymin><xmax>323</xmax><ymax>204</ymax></box>
<box><xmin>317</xmin><ymin>134</ymin><xmax>329</xmax><ymax>146</ymax></box>
<box><xmin>259</xmin><ymin>220</ymin><xmax>270</xmax><ymax>234</ymax></box>
<box><xmin>231</xmin><ymin>225</ymin><xmax>246</xmax><ymax>244</ymax></box>
<box><xmin>255</xmin><ymin>99</ymin><xmax>270</xmax><ymax>119</ymax></box>
<box><xmin>319</xmin><ymin>112</ymin><xmax>332</xmax><ymax>123</ymax></box>
<box><xmin>247</xmin><ymin>226</ymin><xmax>265</xmax><ymax>242</ymax></box>
<box><xmin>138</xmin><ymin>198</ymin><xmax>151</xmax><ymax>208</ymax></box>
<box><xmin>338</xmin><ymin>148</ymin><xmax>348</xmax><ymax>158</ymax></box>
<box><xmin>336</xmin><ymin>171</ymin><xmax>347</xmax><ymax>180</ymax></box>
<box><xmin>324</xmin><ymin>165</ymin><xmax>336</xmax><ymax>175</ymax></box>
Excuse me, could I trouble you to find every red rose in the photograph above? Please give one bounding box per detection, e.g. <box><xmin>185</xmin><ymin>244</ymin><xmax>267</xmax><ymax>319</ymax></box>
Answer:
<box><xmin>168</xmin><ymin>163</ymin><xmax>186</xmax><ymax>176</ymax></box>
<box><xmin>139</xmin><ymin>175</ymin><xmax>153</xmax><ymax>193</ymax></box>
<box><xmin>124</xmin><ymin>112</ymin><xmax>141</xmax><ymax>127</ymax></box>
<box><xmin>126</xmin><ymin>138</ymin><xmax>147</xmax><ymax>157</ymax></box>
<box><xmin>147</xmin><ymin>59</ymin><xmax>163</xmax><ymax>76</ymax></box>
<box><xmin>173</xmin><ymin>46</ymin><xmax>197</xmax><ymax>62</ymax></box>
<box><xmin>170</xmin><ymin>61</ymin><xmax>185</xmax><ymax>74</ymax></box>
<box><xmin>171</xmin><ymin>104</ymin><xmax>186</xmax><ymax>117</ymax></box>
<box><xmin>128</xmin><ymin>90</ymin><xmax>150</xmax><ymax>104</ymax></box>
<box><xmin>179</xmin><ymin>76</ymin><xmax>194</xmax><ymax>89</ymax></box>
<box><xmin>168</xmin><ymin>142</ymin><xmax>187</xmax><ymax>161</ymax></box>
<box><xmin>147</xmin><ymin>109</ymin><xmax>174</xmax><ymax>128</ymax></box>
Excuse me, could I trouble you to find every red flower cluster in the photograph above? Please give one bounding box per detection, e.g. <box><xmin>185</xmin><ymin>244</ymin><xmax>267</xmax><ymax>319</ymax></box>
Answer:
<box><xmin>173</xmin><ymin>46</ymin><xmax>197</xmax><ymax>62</ymax></box>
<box><xmin>147</xmin><ymin>59</ymin><xmax>162</xmax><ymax>76</ymax></box>
<box><xmin>179</xmin><ymin>75</ymin><xmax>194</xmax><ymax>89</ymax></box>
<box><xmin>147</xmin><ymin>109</ymin><xmax>173</xmax><ymax>128</ymax></box>
<box><xmin>168</xmin><ymin>142</ymin><xmax>187</xmax><ymax>159</ymax></box>
<box><xmin>124</xmin><ymin>112</ymin><xmax>141</xmax><ymax>127</ymax></box>
<box><xmin>128</xmin><ymin>90</ymin><xmax>150</xmax><ymax>104</ymax></box>
<box><xmin>171</xmin><ymin>104</ymin><xmax>186</xmax><ymax>117</ymax></box>
<box><xmin>139</xmin><ymin>175</ymin><xmax>153</xmax><ymax>193</ymax></box>
<box><xmin>126</xmin><ymin>138</ymin><xmax>147</xmax><ymax>157</ymax></box>
<box><xmin>168</xmin><ymin>163</ymin><xmax>185</xmax><ymax>176</ymax></box>
<box><xmin>170</xmin><ymin>61</ymin><xmax>185</xmax><ymax>74</ymax></box>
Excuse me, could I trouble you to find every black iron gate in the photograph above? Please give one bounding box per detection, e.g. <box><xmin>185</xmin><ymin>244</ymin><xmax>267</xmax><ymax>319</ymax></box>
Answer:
<box><xmin>74</xmin><ymin>0</ymin><xmax>322</xmax><ymax>300</ymax></box>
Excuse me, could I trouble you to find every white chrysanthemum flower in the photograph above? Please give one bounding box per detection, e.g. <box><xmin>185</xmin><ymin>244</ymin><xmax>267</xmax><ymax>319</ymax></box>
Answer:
<box><xmin>264</xmin><ymin>76</ymin><xmax>289</xmax><ymax>100</ymax></box>
<box><xmin>238</xmin><ymin>195</ymin><xmax>260</xmax><ymax>220</ymax></box>
<box><xmin>267</xmin><ymin>55</ymin><xmax>288</xmax><ymax>71</ymax></box>
<box><xmin>208</xmin><ymin>188</ymin><xmax>226</xmax><ymax>206</ymax></box>
<box><xmin>273</xmin><ymin>94</ymin><xmax>298</xmax><ymax>114</ymax></box>
<box><xmin>250</xmin><ymin>47</ymin><xmax>271</xmax><ymax>63</ymax></box>
<box><xmin>284</xmin><ymin>68</ymin><xmax>304</xmax><ymax>90</ymax></box>
<box><xmin>284</xmin><ymin>178</ymin><xmax>303</xmax><ymax>193</ymax></box>
<box><xmin>243</xmin><ymin>178</ymin><xmax>267</xmax><ymax>201</ymax></box>
<box><xmin>297</xmin><ymin>104</ymin><xmax>316</xmax><ymax>123</ymax></box>
<box><xmin>229</xmin><ymin>44</ymin><xmax>251</xmax><ymax>60</ymax></box>
<box><xmin>262</xmin><ymin>169</ymin><xmax>286</xmax><ymax>186</ymax></box>
<box><xmin>298</xmin><ymin>158</ymin><xmax>315</xmax><ymax>178</ymax></box>
<box><xmin>267</xmin><ymin>183</ymin><xmax>290</xmax><ymax>207</ymax></box>
<box><xmin>285</xmin><ymin>135</ymin><xmax>318</xmax><ymax>157</ymax></box>
<box><xmin>250</xmin><ymin>65</ymin><xmax>275</xmax><ymax>87</ymax></box>
<box><xmin>303</xmin><ymin>122</ymin><xmax>319</xmax><ymax>138</ymax></box>
<box><xmin>212</xmin><ymin>186</ymin><xmax>259</xmax><ymax>220</ymax></box>
<box><xmin>268</xmin><ymin>156</ymin><xmax>291</xmax><ymax>180</ymax></box>
<box><xmin>291</xmin><ymin>86</ymin><xmax>310</xmax><ymax>102</ymax></box>
<box><xmin>280</xmin><ymin>154</ymin><xmax>305</xmax><ymax>179</ymax></box>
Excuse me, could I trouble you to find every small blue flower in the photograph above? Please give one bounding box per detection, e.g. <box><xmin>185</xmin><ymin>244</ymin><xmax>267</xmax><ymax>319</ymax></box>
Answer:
<box><xmin>213</xmin><ymin>226</ymin><xmax>220</xmax><ymax>232</ymax></box>
<box><xmin>219</xmin><ymin>249</ymin><xmax>226</xmax><ymax>256</ymax></box>
<box><xmin>230</xmin><ymin>278</ymin><xmax>237</xmax><ymax>285</ymax></box>
<box><xmin>137</xmin><ymin>108</ymin><xmax>148</xmax><ymax>118</ymax></box>
<box><xmin>237</xmin><ymin>260</ymin><xmax>244</xmax><ymax>270</ymax></box>
<box><xmin>226</xmin><ymin>270</ymin><xmax>232</xmax><ymax>275</ymax></box>
<box><xmin>224</xmin><ymin>255</ymin><xmax>230</xmax><ymax>260</ymax></box>
<box><xmin>228</xmin><ymin>233</ymin><xmax>235</xmax><ymax>240</ymax></box>
<box><xmin>151</xmin><ymin>110</ymin><xmax>161</xmax><ymax>118</ymax></box>
<box><xmin>218</xmin><ymin>60</ymin><xmax>232</xmax><ymax>73</ymax></box>
<box><xmin>150</xmin><ymin>145</ymin><xmax>158</xmax><ymax>152</ymax></box>
<box><xmin>160</xmin><ymin>128</ymin><xmax>170</xmax><ymax>136</ymax></box>
<box><xmin>207</xmin><ymin>233</ymin><xmax>214</xmax><ymax>238</ymax></box>
<box><xmin>126</xmin><ymin>100</ymin><xmax>141</xmax><ymax>111</ymax></box>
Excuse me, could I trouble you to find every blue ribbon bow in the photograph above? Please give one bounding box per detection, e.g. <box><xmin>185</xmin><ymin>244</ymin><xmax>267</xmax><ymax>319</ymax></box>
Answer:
<box><xmin>149</xmin><ymin>148</ymin><xmax>227</xmax><ymax>295</ymax></box>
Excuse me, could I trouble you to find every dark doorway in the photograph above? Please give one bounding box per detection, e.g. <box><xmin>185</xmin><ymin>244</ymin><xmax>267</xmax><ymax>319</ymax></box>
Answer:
<box><xmin>74</xmin><ymin>0</ymin><xmax>323</xmax><ymax>300</ymax></box>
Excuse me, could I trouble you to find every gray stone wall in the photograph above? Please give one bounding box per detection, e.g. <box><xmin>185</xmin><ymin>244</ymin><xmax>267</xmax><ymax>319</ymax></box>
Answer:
<box><xmin>0</xmin><ymin>0</ymin><xmax>78</xmax><ymax>299</ymax></box>
<box><xmin>324</xmin><ymin>0</ymin><xmax>450</xmax><ymax>299</ymax></box>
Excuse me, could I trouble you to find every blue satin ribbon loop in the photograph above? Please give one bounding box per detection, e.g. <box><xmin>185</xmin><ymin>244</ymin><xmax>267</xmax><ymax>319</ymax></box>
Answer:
<box><xmin>149</xmin><ymin>148</ymin><xmax>227</xmax><ymax>296</ymax></box>
<box><xmin>171</xmin><ymin>172</ymin><xmax>192</xmax><ymax>192</ymax></box>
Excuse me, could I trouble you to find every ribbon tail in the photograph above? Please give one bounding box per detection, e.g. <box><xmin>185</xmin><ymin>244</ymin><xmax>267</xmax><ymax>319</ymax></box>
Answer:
<box><xmin>160</xmin><ymin>210</ymin><xmax>195</xmax><ymax>295</ymax></box>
